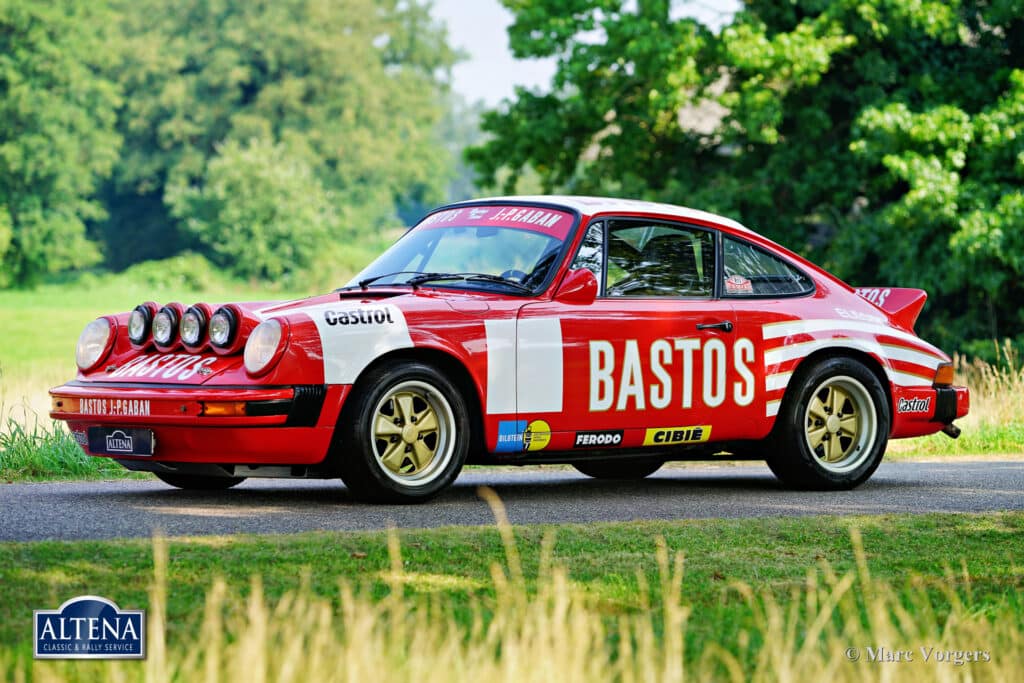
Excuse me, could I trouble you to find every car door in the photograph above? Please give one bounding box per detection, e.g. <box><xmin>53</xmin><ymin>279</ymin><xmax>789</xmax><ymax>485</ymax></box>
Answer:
<box><xmin>519</xmin><ymin>218</ymin><xmax>760</xmax><ymax>452</ymax></box>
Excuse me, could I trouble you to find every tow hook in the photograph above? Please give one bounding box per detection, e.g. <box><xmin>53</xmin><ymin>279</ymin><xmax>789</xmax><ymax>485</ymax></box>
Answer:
<box><xmin>942</xmin><ymin>423</ymin><xmax>962</xmax><ymax>439</ymax></box>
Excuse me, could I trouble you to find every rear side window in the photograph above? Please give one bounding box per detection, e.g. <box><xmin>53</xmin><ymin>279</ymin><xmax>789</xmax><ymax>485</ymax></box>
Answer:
<box><xmin>722</xmin><ymin>237</ymin><xmax>814</xmax><ymax>297</ymax></box>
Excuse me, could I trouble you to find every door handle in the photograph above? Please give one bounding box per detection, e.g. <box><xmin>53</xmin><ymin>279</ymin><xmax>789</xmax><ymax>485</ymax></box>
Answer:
<box><xmin>696</xmin><ymin>321</ymin><xmax>733</xmax><ymax>333</ymax></box>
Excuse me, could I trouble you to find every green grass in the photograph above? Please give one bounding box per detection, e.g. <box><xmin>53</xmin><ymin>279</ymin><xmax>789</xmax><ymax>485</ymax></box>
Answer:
<box><xmin>0</xmin><ymin>414</ymin><xmax>143</xmax><ymax>481</ymax></box>
<box><xmin>1</xmin><ymin>512</ymin><xmax>1021</xmax><ymax>660</ymax></box>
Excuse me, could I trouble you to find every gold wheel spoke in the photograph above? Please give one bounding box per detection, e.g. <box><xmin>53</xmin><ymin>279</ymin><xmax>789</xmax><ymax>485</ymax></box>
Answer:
<box><xmin>379</xmin><ymin>441</ymin><xmax>407</xmax><ymax>472</ymax></box>
<box><xmin>807</xmin><ymin>426</ymin><xmax>828</xmax><ymax>449</ymax></box>
<box><xmin>395</xmin><ymin>394</ymin><xmax>416</xmax><ymax>423</ymax></box>
<box><xmin>825</xmin><ymin>434</ymin><xmax>845</xmax><ymax>462</ymax></box>
<box><xmin>838</xmin><ymin>415</ymin><xmax>859</xmax><ymax>438</ymax></box>
<box><xmin>415</xmin><ymin>410</ymin><xmax>439</xmax><ymax>433</ymax></box>
<box><xmin>374</xmin><ymin>414</ymin><xmax>402</xmax><ymax>438</ymax></box>
<box><xmin>826</xmin><ymin>387</ymin><xmax>846</xmax><ymax>416</ymax></box>
<box><xmin>808</xmin><ymin>396</ymin><xmax>829</xmax><ymax>423</ymax></box>
<box><xmin>411</xmin><ymin>439</ymin><xmax>434</xmax><ymax>470</ymax></box>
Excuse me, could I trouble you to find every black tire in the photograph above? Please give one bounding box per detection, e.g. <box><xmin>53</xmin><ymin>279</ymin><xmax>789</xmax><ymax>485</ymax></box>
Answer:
<box><xmin>153</xmin><ymin>472</ymin><xmax>246</xmax><ymax>490</ymax></box>
<box><xmin>573</xmin><ymin>458</ymin><xmax>663</xmax><ymax>480</ymax></box>
<box><xmin>767</xmin><ymin>356</ymin><xmax>890</xmax><ymax>490</ymax></box>
<box><xmin>337</xmin><ymin>361</ymin><xmax>470</xmax><ymax>503</ymax></box>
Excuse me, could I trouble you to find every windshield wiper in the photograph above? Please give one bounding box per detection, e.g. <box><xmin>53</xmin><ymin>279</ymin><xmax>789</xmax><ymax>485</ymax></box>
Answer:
<box><xmin>406</xmin><ymin>272</ymin><xmax>534</xmax><ymax>294</ymax></box>
<box><xmin>348</xmin><ymin>271</ymin><xmax>428</xmax><ymax>290</ymax></box>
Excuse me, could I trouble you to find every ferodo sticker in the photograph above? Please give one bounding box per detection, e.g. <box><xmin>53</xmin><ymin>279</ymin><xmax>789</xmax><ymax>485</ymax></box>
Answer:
<box><xmin>643</xmin><ymin>425</ymin><xmax>711</xmax><ymax>446</ymax></box>
<box><xmin>574</xmin><ymin>430</ymin><xmax>623</xmax><ymax>448</ymax></box>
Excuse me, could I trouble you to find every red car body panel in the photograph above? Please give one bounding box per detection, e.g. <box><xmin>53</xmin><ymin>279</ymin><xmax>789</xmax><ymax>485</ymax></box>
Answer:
<box><xmin>50</xmin><ymin>196</ymin><xmax>969</xmax><ymax>472</ymax></box>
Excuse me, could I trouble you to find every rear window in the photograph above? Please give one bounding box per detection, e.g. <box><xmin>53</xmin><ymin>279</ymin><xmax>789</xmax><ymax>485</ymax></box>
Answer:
<box><xmin>722</xmin><ymin>237</ymin><xmax>814</xmax><ymax>297</ymax></box>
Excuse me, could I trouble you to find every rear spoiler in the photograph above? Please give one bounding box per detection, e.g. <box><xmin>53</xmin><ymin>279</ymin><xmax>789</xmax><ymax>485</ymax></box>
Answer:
<box><xmin>854</xmin><ymin>287</ymin><xmax>928</xmax><ymax>331</ymax></box>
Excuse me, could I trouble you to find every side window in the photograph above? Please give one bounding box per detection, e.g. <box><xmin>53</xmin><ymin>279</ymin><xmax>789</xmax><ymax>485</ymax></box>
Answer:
<box><xmin>570</xmin><ymin>221</ymin><xmax>605</xmax><ymax>292</ymax></box>
<box><xmin>605</xmin><ymin>221</ymin><xmax>714</xmax><ymax>298</ymax></box>
<box><xmin>722</xmin><ymin>236</ymin><xmax>814</xmax><ymax>297</ymax></box>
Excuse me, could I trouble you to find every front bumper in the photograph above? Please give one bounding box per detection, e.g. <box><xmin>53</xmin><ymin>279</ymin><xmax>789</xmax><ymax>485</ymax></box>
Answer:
<box><xmin>49</xmin><ymin>382</ymin><xmax>348</xmax><ymax>465</ymax></box>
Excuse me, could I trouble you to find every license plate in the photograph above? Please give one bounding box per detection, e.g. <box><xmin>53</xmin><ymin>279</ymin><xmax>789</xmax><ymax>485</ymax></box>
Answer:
<box><xmin>87</xmin><ymin>427</ymin><xmax>155</xmax><ymax>456</ymax></box>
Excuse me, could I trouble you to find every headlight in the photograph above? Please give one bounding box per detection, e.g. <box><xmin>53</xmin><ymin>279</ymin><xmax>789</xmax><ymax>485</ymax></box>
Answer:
<box><xmin>76</xmin><ymin>318</ymin><xmax>114</xmax><ymax>371</ymax></box>
<box><xmin>209</xmin><ymin>307</ymin><xmax>237</xmax><ymax>347</ymax></box>
<box><xmin>244</xmin><ymin>319</ymin><xmax>284</xmax><ymax>375</ymax></box>
<box><xmin>152</xmin><ymin>307</ymin><xmax>179</xmax><ymax>345</ymax></box>
<box><xmin>128</xmin><ymin>305</ymin><xmax>152</xmax><ymax>345</ymax></box>
<box><xmin>180</xmin><ymin>306</ymin><xmax>207</xmax><ymax>346</ymax></box>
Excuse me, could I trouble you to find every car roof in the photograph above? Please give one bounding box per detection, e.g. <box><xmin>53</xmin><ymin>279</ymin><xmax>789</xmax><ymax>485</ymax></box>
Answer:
<box><xmin>445</xmin><ymin>195</ymin><xmax>753</xmax><ymax>233</ymax></box>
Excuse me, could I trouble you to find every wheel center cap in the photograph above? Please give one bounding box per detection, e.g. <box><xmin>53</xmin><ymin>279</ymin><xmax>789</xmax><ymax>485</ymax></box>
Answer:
<box><xmin>401</xmin><ymin>424</ymin><xmax>418</xmax><ymax>444</ymax></box>
<box><xmin>826</xmin><ymin>415</ymin><xmax>841</xmax><ymax>433</ymax></box>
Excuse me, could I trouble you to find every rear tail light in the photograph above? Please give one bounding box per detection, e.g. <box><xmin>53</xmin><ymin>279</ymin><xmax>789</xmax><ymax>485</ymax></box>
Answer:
<box><xmin>933</xmin><ymin>363</ymin><xmax>955</xmax><ymax>387</ymax></box>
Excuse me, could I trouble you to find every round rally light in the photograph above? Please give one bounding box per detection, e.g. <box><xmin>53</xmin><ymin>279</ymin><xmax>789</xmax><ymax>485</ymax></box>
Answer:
<box><xmin>76</xmin><ymin>318</ymin><xmax>114</xmax><ymax>371</ymax></box>
<box><xmin>128</xmin><ymin>305</ymin><xmax>152</xmax><ymax>345</ymax></box>
<box><xmin>244</xmin><ymin>319</ymin><xmax>284</xmax><ymax>375</ymax></box>
<box><xmin>180</xmin><ymin>306</ymin><xmax>207</xmax><ymax>346</ymax></box>
<box><xmin>153</xmin><ymin>307</ymin><xmax>179</xmax><ymax>345</ymax></box>
<box><xmin>209</xmin><ymin>307</ymin><xmax>237</xmax><ymax>347</ymax></box>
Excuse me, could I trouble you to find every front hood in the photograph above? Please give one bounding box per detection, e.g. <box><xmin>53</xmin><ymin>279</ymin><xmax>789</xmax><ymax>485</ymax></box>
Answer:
<box><xmin>252</xmin><ymin>288</ymin><xmax>496</xmax><ymax>321</ymax></box>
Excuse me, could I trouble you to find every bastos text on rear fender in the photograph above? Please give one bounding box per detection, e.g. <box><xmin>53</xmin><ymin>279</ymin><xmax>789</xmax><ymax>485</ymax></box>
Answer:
<box><xmin>50</xmin><ymin>196</ymin><xmax>969</xmax><ymax>502</ymax></box>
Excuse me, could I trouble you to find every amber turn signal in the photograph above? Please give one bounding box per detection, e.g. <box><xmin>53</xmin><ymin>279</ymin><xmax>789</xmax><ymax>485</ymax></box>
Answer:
<box><xmin>200</xmin><ymin>401</ymin><xmax>247</xmax><ymax>417</ymax></box>
<box><xmin>933</xmin><ymin>363</ymin><xmax>955</xmax><ymax>386</ymax></box>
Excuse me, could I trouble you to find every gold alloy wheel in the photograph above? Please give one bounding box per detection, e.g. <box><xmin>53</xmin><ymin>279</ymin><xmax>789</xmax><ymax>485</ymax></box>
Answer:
<box><xmin>371</xmin><ymin>379</ymin><xmax>455</xmax><ymax>486</ymax></box>
<box><xmin>802</xmin><ymin>375</ymin><xmax>877</xmax><ymax>473</ymax></box>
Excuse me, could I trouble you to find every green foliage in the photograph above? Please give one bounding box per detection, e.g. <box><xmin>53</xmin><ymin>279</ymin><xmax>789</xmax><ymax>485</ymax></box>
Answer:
<box><xmin>473</xmin><ymin>0</ymin><xmax>1024</xmax><ymax>351</ymax></box>
<box><xmin>167</xmin><ymin>138</ymin><xmax>339</xmax><ymax>282</ymax></box>
<box><xmin>99</xmin><ymin>0</ymin><xmax>458</xmax><ymax>278</ymax></box>
<box><xmin>0</xmin><ymin>0</ymin><xmax>121</xmax><ymax>287</ymax></box>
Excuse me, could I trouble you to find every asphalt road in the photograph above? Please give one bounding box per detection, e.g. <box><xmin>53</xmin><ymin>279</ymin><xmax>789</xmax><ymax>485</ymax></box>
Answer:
<box><xmin>1</xmin><ymin>459</ymin><xmax>1022</xmax><ymax>542</ymax></box>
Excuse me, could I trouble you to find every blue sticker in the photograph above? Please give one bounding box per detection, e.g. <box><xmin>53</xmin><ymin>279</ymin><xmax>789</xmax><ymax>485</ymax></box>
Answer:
<box><xmin>35</xmin><ymin>596</ymin><xmax>146</xmax><ymax>659</ymax></box>
<box><xmin>495</xmin><ymin>420</ymin><xmax>526</xmax><ymax>453</ymax></box>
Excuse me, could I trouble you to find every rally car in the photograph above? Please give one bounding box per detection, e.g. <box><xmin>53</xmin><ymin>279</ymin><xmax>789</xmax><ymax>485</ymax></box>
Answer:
<box><xmin>50</xmin><ymin>196</ymin><xmax>969</xmax><ymax>502</ymax></box>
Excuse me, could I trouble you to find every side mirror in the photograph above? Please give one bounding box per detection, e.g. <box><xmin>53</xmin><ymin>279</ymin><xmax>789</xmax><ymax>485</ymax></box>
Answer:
<box><xmin>554</xmin><ymin>268</ymin><xmax>598</xmax><ymax>305</ymax></box>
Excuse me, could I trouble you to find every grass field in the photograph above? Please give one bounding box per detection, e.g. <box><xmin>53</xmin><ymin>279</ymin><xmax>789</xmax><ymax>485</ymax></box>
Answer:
<box><xmin>1</xmin><ymin>509</ymin><xmax>1021</xmax><ymax>680</ymax></box>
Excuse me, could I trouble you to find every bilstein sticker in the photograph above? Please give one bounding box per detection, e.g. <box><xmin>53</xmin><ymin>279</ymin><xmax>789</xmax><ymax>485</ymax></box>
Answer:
<box><xmin>643</xmin><ymin>425</ymin><xmax>711</xmax><ymax>446</ymax></box>
<box><xmin>523</xmin><ymin>420</ymin><xmax>551</xmax><ymax>451</ymax></box>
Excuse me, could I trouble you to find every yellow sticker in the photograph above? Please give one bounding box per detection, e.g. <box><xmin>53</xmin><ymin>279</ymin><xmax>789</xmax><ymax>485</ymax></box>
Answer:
<box><xmin>523</xmin><ymin>419</ymin><xmax>551</xmax><ymax>451</ymax></box>
<box><xmin>642</xmin><ymin>425</ymin><xmax>711</xmax><ymax>446</ymax></box>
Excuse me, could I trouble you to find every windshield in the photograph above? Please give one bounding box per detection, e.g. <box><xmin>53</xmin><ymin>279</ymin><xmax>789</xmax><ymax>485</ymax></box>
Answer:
<box><xmin>349</xmin><ymin>205</ymin><xmax>577</xmax><ymax>293</ymax></box>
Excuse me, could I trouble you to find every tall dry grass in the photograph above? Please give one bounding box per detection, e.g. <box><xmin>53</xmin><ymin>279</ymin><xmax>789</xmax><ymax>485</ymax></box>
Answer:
<box><xmin>953</xmin><ymin>340</ymin><xmax>1024</xmax><ymax>429</ymax></box>
<box><xmin>13</xmin><ymin>496</ymin><xmax>1023</xmax><ymax>682</ymax></box>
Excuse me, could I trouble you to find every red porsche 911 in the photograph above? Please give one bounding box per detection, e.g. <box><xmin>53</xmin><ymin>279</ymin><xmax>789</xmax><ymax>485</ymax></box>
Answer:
<box><xmin>50</xmin><ymin>196</ymin><xmax>969</xmax><ymax>502</ymax></box>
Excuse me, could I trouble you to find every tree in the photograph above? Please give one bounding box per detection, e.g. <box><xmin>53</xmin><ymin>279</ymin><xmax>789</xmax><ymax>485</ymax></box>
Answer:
<box><xmin>167</xmin><ymin>137</ymin><xmax>339</xmax><ymax>282</ymax></box>
<box><xmin>470</xmin><ymin>0</ymin><xmax>1024</xmax><ymax>352</ymax></box>
<box><xmin>96</xmin><ymin>0</ymin><xmax>458</xmax><ymax>273</ymax></box>
<box><xmin>0</xmin><ymin>0</ymin><xmax>121</xmax><ymax>286</ymax></box>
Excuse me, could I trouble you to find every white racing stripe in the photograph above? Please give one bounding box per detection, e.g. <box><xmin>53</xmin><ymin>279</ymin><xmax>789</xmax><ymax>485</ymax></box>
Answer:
<box><xmin>765</xmin><ymin>372</ymin><xmax>791</xmax><ymax>392</ymax></box>
<box><xmin>879</xmin><ymin>343</ymin><xmax>943</xmax><ymax>371</ymax></box>
<box><xmin>485</xmin><ymin>319</ymin><xmax>517</xmax><ymax>415</ymax></box>
<box><xmin>766</xmin><ymin>399</ymin><xmax>781</xmax><ymax>417</ymax></box>
<box><xmin>891</xmin><ymin>371</ymin><xmax>934</xmax><ymax>387</ymax></box>
<box><xmin>763</xmin><ymin>337</ymin><xmax>886</xmax><ymax>369</ymax></box>
<box><xmin>762</xmin><ymin>319</ymin><xmax>943</xmax><ymax>357</ymax></box>
<box><xmin>278</xmin><ymin>302</ymin><xmax>414</xmax><ymax>384</ymax></box>
<box><xmin>485</xmin><ymin>317</ymin><xmax>565</xmax><ymax>415</ymax></box>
